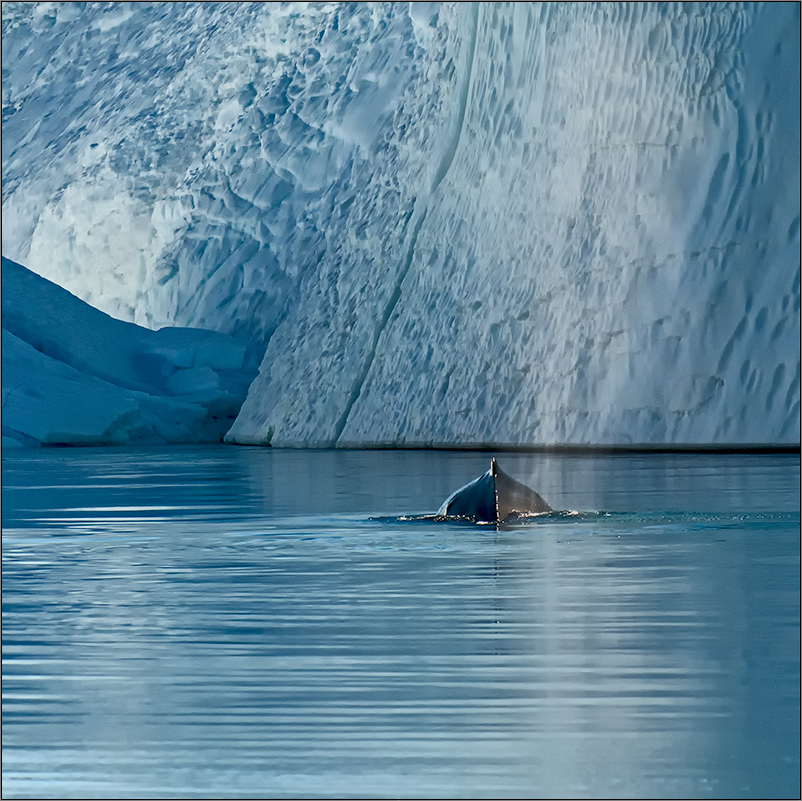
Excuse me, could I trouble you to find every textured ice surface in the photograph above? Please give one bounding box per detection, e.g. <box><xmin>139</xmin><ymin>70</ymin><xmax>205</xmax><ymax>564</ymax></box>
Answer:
<box><xmin>1</xmin><ymin>259</ymin><xmax>257</xmax><ymax>447</ymax></box>
<box><xmin>2</xmin><ymin>3</ymin><xmax>799</xmax><ymax>447</ymax></box>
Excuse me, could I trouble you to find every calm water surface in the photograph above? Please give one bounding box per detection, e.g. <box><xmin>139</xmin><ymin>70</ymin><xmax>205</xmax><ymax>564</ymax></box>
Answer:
<box><xmin>2</xmin><ymin>447</ymin><xmax>799</xmax><ymax>798</ymax></box>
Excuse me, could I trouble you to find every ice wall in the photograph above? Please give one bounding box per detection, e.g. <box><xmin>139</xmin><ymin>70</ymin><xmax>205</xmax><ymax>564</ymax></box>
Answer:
<box><xmin>230</xmin><ymin>2</ymin><xmax>800</xmax><ymax>447</ymax></box>
<box><xmin>3</xmin><ymin>3</ymin><xmax>799</xmax><ymax>447</ymax></box>
<box><xmin>2</xmin><ymin>2</ymin><xmax>438</xmax><ymax>349</ymax></box>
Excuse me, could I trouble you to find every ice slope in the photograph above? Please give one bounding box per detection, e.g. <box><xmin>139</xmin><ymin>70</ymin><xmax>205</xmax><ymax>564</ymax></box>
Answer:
<box><xmin>3</xmin><ymin>3</ymin><xmax>799</xmax><ymax>447</ymax></box>
<box><xmin>2</xmin><ymin>258</ymin><xmax>258</xmax><ymax>447</ymax></box>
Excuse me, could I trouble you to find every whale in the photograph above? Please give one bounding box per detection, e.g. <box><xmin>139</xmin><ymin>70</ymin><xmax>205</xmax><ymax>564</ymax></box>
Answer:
<box><xmin>437</xmin><ymin>458</ymin><xmax>551</xmax><ymax>523</ymax></box>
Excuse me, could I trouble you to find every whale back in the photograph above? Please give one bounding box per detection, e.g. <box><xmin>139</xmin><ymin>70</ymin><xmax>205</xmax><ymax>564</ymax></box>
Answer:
<box><xmin>437</xmin><ymin>467</ymin><xmax>497</xmax><ymax>522</ymax></box>
<box><xmin>492</xmin><ymin>459</ymin><xmax>551</xmax><ymax>519</ymax></box>
<box><xmin>437</xmin><ymin>458</ymin><xmax>551</xmax><ymax>523</ymax></box>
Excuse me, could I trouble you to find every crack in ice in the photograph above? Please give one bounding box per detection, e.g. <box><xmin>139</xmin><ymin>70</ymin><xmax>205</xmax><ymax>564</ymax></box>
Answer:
<box><xmin>332</xmin><ymin>5</ymin><xmax>480</xmax><ymax>444</ymax></box>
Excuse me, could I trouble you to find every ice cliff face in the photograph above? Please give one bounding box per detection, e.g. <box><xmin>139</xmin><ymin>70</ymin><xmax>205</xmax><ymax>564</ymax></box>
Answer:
<box><xmin>3</xmin><ymin>3</ymin><xmax>799</xmax><ymax>447</ymax></box>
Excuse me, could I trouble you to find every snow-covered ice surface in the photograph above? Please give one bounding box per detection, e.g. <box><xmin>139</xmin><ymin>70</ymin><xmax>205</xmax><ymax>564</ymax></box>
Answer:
<box><xmin>2</xmin><ymin>3</ymin><xmax>799</xmax><ymax>447</ymax></box>
<box><xmin>1</xmin><ymin>258</ymin><xmax>258</xmax><ymax>447</ymax></box>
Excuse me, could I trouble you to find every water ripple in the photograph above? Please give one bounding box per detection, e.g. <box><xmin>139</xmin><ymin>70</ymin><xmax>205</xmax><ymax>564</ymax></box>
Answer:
<box><xmin>2</xmin><ymin>447</ymin><xmax>799</xmax><ymax>798</ymax></box>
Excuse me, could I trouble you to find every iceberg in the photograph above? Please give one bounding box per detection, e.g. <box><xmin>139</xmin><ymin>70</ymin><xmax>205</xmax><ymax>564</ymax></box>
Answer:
<box><xmin>2</xmin><ymin>3</ymin><xmax>799</xmax><ymax>448</ymax></box>
<box><xmin>2</xmin><ymin>258</ymin><xmax>258</xmax><ymax>447</ymax></box>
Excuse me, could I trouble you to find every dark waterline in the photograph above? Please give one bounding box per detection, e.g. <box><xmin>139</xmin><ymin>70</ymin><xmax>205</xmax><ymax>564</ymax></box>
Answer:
<box><xmin>2</xmin><ymin>446</ymin><xmax>800</xmax><ymax>798</ymax></box>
